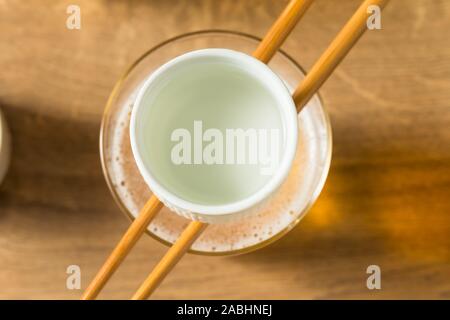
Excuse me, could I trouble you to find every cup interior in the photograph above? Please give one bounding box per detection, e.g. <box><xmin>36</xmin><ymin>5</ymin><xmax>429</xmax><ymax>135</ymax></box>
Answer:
<box><xmin>130</xmin><ymin>49</ymin><xmax>298</xmax><ymax>217</ymax></box>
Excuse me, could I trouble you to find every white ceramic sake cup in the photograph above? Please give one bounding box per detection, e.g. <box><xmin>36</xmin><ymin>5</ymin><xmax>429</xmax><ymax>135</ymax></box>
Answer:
<box><xmin>130</xmin><ymin>49</ymin><xmax>297</xmax><ymax>223</ymax></box>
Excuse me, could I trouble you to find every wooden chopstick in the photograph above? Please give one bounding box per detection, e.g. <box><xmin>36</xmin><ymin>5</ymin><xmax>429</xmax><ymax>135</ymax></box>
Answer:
<box><xmin>82</xmin><ymin>0</ymin><xmax>313</xmax><ymax>300</ymax></box>
<box><xmin>131</xmin><ymin>0</ymin><xmax>390</xmax><ymax>300</ymax></box>
<box><xmin>131</xmin><ymin>221</ymin><xmax>207</xmax><ymax>300</ymax></box>
<box><xmin>253</xmin><ymin>0</ymin><xmax>314</xmax><ymax>63</ymax></box>
<box><xmin>81</xmin><ymin>195</ymin><xmax>162</xmax><ymax>300</ymax></box>
<box><xmin>293</xmin><ymin>0</ymin><xmax>390</xmax><ymax>112</ymax></box>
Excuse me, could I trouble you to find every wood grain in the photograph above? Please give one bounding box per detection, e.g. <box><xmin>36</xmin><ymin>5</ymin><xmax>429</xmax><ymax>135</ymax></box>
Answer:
<box><xmin>0</xmin><ymin>0</ymin><xmax>449</xmax><ymax>299</ymax></box>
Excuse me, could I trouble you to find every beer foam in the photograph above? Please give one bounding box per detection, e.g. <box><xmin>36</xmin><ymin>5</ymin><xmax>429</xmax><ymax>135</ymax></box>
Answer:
<box><xmin>105</xmin><ymin>89</ymin><xmax>330</xmax><ymax>254</ymax></box>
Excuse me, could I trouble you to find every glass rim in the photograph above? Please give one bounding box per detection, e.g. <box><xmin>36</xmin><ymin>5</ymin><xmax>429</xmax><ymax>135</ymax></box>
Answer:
<box><xmin>99</xmin><ymin>29</ymin><xmax>333</xmax><ymax>256</ymax></box>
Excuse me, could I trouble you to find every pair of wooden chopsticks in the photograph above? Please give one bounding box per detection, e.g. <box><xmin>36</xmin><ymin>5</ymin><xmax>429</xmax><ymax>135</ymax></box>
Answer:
<box><xmin>83</xmin><ymin>0</ymin><xmax>389</xmax><ymax>300</ymax></box>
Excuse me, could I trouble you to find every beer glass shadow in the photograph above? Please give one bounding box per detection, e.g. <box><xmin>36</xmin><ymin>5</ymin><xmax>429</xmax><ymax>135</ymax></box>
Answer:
<box><xmin>232</xmin><ymin>125</ymin><xmax>450</xmax><ymax>295</ymax></box>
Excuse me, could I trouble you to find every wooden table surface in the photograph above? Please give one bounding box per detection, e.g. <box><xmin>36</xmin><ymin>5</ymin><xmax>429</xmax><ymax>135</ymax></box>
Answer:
<box><xmin>0</xmin><ymin>0</ymin><xmax>449</xmax><ymax>299</ymax></box>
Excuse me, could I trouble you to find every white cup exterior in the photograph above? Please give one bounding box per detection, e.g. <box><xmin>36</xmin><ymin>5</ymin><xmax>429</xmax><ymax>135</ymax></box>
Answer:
<box><xmin>130</xmin><ymin>49</ymin><xmax>298</xmax><ymax>223</ymax></box>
